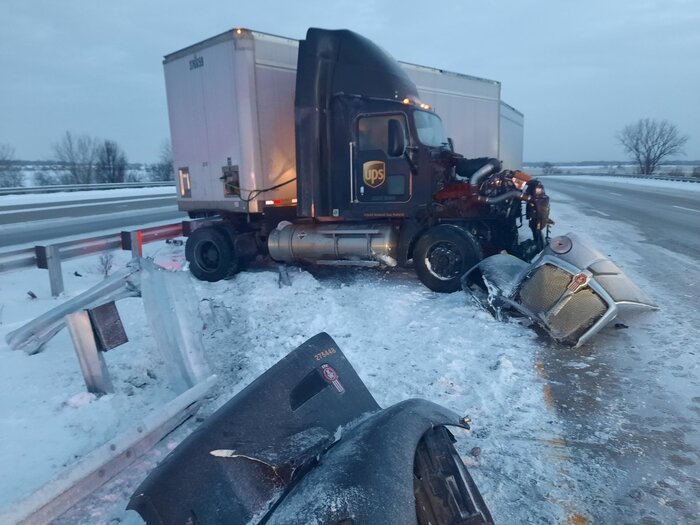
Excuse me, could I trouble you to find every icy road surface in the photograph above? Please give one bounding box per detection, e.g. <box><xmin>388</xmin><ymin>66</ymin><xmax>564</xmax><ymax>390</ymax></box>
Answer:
<box><xmin>0</xmin><ymin>177</ymin><xmax>699</xmax><ymax>524</ymax></box>
<box><xmin>0</xmin><ymin>187</ymin><xmax>183</xmax><ymax>249</ymax></box>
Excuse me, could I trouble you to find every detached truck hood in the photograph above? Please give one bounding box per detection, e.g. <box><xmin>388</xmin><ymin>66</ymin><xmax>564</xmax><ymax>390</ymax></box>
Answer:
<box><xmin>128</xmin><ymin>333</ymin><xmax>491</xmax><ymax>524</ymax></box>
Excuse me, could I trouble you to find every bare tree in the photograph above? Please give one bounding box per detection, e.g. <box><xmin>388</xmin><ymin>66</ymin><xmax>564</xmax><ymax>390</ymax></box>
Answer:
<box><xmin>33</xmin><ymin>171</ymin><xmax>57</xmax><ymax>186</ymax></box>
<box><xmin>148</xmin><ymin>140</ymin><xmax>174</xmax><ymax>181</ymax></box>
<box><xmin>53</xmin><ymin>131</ymin><xmax>99</xmax><ymax>184</ymax></box>
<box><xmin>541</xmin><ymin>162</ymin><xmax>562</xmax><ymax>175</ymax></box>
<box><xmin>617</xmin><ymin>118</ymin><xmax>689</xmax><ymax>175</ymax></box>
<box><xmin>95</xmin><ymin>139</ymin><xmax>128</xmax><ymax>183</ymax></box>
<box><xmin>0</xmin><ymin>143</ymin><xmax>24</xmax><ymax>187</ymax></box>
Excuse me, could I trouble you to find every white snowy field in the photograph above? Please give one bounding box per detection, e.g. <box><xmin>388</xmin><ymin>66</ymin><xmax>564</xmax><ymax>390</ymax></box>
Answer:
<box><xmin>0</xmin><ymin>178</ymin><xmax>698</xmax><ymax>524</ymax></box>
<box><xmin>543</xmin><ymin>174</ymin><xmax>700</xmax><ymax>192</ymax></box>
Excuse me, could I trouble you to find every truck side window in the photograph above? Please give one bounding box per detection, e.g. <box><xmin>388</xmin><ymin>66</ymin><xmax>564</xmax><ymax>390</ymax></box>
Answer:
<box><xmin>358</xmin><ymin>115</ymin><xmax>406</xmax><ymax>157</ymax></box>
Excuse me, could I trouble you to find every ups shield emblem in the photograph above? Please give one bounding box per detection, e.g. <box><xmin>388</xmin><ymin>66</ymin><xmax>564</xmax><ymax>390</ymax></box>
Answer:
<box><xmin>363</xmin><ymin>161</ymin><xmax>386</xmax><ymax>188</ymax></box>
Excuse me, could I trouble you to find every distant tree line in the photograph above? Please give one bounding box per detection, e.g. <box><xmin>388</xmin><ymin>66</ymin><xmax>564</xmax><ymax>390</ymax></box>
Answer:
<box><xmin>0</xmin><ymin>144</ymin><xmax>24</xmax><ymax>188</ymax></box>
<box><xmin>0</xmin><ymin>133</ymin><xmax>173</xmax><ymax>187</ymax></box>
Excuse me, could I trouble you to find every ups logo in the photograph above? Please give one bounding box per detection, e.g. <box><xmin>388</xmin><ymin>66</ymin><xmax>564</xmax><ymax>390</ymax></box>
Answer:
<box><xmin>363</xmin><ymin>161</ymin><xmax>386</xmax><ymax>188</ymax></box>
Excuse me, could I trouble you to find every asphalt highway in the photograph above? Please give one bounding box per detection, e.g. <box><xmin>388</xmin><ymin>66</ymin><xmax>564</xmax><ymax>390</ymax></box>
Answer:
<box><xmin>541</xmin><ymin>176</ymin><xmax>700</xmax><ymax>260</ymax></box>
<box><xmin>0</xmin><ymin>194</ymin><xmax>185</xmax><ymax>248</ymax></box>
<box><xmin>539</xmin><ymin>175</ymin><xmax>700</xmax><ymax>524</ymax></box>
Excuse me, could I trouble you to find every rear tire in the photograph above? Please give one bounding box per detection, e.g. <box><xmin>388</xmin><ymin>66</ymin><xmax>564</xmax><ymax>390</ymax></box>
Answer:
<box><xmin>413</xmin><ymin>225</ymin><xmax>483</xmax><ymax>293</ymax></box>
<box><xmin>185</xmin><ymin>226</ymin><xmax>239</xmax><ymax>282</ymax></box>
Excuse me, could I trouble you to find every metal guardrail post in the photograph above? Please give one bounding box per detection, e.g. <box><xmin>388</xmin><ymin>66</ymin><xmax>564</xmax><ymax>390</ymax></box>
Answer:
<box><xmin>120</xmin><ymin>230</ymin><xmax>143</xmax><ymax>257</ymax></box>
<box><xmin>36</xmin><ymin>245</ymin><xmax>65</xmax><ymax>297</ymax></box>
<box><xmin>131</xmin><ymin>231</ymin><xmax>143</xmax><ymax>258</ymax></box>
<box><xmin>65</xmin><ymin>311</ymin><xmax>114</xmax><ymax>394</ymax></box>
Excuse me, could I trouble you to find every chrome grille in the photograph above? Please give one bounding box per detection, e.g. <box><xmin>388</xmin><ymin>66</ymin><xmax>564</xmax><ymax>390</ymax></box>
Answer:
<box><xmin>518</xmin><ymin>264</ymin><xmax>570</xmax><ymax>313</ymax></box>
<box><xmin>548</xmin><ymin>289</ymin><xmax>607</xmax><ymax>343</ymax></box>
<box><xmin>518</xmin><ymin>263</ymin><xmax>610</xmax><ymax>344</ymax></box>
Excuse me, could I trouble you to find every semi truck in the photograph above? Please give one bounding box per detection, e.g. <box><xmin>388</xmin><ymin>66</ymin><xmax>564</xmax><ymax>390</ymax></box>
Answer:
<box><xmin>164</xmin><ymin>27</ymin><xmax>550</xmax><ymax>292</ymax></box>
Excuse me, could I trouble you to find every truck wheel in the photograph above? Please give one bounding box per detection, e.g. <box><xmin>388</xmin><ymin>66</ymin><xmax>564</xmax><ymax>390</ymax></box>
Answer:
<box><xmin>185</xmin><ymin>226</ymin><xmax>239</xmax><ymax>282</ymax></box>
<box><xmin>413</xmin><ymin>225</ymin><xmax>483</xmax><ymax>293</ymax></box>
<box><xmin>414</xmin><ymin>426</ymin><xmax>494</xmax><ymax>525</ymax></box>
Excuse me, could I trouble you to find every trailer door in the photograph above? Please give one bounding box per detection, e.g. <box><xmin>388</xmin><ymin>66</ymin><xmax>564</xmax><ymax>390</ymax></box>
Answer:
<box><xmin>353</xmin><ymin>114</ymin><xmax>412</xmax><ymax>204</ymax></box>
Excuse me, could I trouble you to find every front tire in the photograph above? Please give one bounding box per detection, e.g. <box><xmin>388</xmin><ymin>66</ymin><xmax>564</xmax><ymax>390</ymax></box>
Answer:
<box><xmin>414</xmin><ymin>426</ymin><xmax>494</xmax><ymax>525</ymax></box>
<box><xmin>413</xmin><ymin>225</ymin><xmax>483</xmax><ymax>293</ymax></box>
<box><xmin>185</xmin><ymin>226</ymin><xmax>239</xmax><ymax>282</ymax></box>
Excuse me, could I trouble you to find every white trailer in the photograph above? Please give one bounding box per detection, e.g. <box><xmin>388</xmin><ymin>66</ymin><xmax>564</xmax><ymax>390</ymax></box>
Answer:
<box><xmin>164</xmin><ymin>30</ymin><xmax>299</xmax><ymax>214</ymax></box>
<box><xmin>163</xmin><ymin>28</ymin><xmax>524</xmax><ymax>214</ymax></box>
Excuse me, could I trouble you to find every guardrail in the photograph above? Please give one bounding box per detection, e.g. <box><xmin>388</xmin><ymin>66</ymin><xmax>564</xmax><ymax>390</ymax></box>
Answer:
<box><xmin>0</xmin><ymin>220</ymin><xmax>207</xmax><ymax>296</ymax></box>
<box><xmin>0</xmin><ymin>181</ymin><xmax>175</xmax><ymax>196</ymax></box>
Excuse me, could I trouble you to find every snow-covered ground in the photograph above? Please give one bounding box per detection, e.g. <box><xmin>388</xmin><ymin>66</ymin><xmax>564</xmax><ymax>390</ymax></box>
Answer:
<box><xmin>543</xmin><ymin>174</ymin><xmax>700</xmax><ymax>192</ymax></box>
<box><xmin>528</xmin><ymin>165</ymin><xmax>700</xmax><ymax>177</ymax></box>
<box><xmin>1</xmin><ymin>178</ymin><xmax>698</xmax><ymax>524</ymax></box>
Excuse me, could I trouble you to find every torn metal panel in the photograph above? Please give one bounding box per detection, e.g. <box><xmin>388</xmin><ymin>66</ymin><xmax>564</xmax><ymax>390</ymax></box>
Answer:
<box><xmin>140</xmin><ymin>258</ymin><xmax>210</xmax><ymax>393</ymax></box>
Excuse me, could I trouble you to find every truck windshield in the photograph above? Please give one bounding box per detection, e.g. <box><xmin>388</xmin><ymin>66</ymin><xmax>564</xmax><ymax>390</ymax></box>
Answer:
<box><xmin>414</xmin><ymin>110</ymin><xmax>448</xmax><ymax>147</ymax></box>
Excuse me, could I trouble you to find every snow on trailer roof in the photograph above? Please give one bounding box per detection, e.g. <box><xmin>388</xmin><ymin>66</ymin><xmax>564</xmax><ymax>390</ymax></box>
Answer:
<box><xmin>163</xmin><ymin>27</ymin><xmax>299</xmax><ymax>64</ymax></box>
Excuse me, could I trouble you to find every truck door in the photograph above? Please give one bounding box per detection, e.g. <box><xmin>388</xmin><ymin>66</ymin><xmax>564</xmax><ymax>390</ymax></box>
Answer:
<box><xmin>353</xmin><ymin>114</ymin><xmax>412</xmax><ymax>204</ymax></box>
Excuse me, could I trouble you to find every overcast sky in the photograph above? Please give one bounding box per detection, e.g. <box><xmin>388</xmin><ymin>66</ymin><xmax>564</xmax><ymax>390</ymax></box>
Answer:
<box><xmin>1</xmin><ymin>0</ymin><xmax>698</xmax><ymax>163</ymax></box>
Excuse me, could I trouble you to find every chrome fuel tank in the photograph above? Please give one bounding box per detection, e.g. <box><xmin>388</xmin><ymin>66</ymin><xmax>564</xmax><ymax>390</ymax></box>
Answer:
<box><xmin>268</xmin><ymin>222</ymin><xmax>399</xmax><ymax>266</ymax></box>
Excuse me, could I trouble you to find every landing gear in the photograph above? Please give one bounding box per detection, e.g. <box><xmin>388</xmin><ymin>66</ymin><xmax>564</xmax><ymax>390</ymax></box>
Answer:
<box><xmin>185</xmin><ymin>226</ymin><xmax>239</xmax><ymax>282</ymax></box>
<box><xmin>413</xmin><ymin>225</ymin><xmax>483</xmax><ymax>293</ymax></box>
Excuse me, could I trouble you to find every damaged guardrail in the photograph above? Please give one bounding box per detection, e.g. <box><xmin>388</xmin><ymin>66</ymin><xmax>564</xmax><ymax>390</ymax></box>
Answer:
<box><xmin>6</xmin><ymin>258</ymin><xmax>213</xmax><ymax>392</ymax></box>
<box><xmin>6</xmin><ymin>262</ymin><xmax>141</xmax><ymax>355</ymax></box>
<box><xmin>0</xmin><ymin>375</ymin><xmax>216</xmax><ymax>525</ymax></box>
<box><xmin>2</xmin><ymin>256</ymin><xmax>216</xmax><ymax>524</ymax></box>
<box><xmin>0</xmin><ymin>219</ymin><xmax>209</xmax><ymax>296</ymax></box>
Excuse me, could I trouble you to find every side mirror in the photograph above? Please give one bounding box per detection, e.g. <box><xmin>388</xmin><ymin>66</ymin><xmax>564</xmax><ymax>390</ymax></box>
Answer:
<box><xmin>387</xmin><ymin>119</ymin><xmax>406</xmax><ymax>157</ymax></box>
<box><xmin>447</xmin><ymin>137</ymin><xmax>455</xmax><ymax>152</ymax></box>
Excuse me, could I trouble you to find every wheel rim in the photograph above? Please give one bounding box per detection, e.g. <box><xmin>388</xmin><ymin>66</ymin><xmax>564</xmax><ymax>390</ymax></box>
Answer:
<box><xmin>195</xmin><ymin>240</ymin><xmax>221</xmax><ymax>272</ymax></box>
<box><xmin>426</xmin><ymin>241</ymin><xmax>463</xmax><ymax>280</ymax></box>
